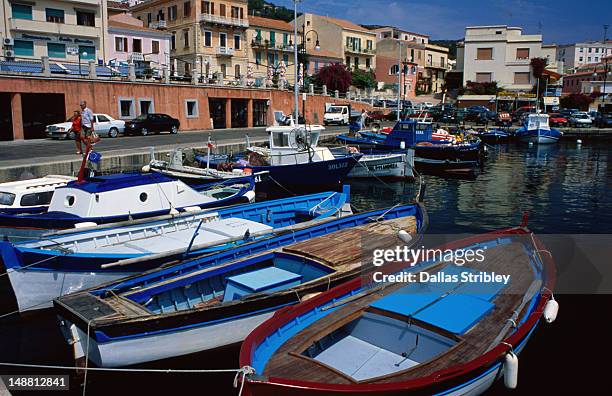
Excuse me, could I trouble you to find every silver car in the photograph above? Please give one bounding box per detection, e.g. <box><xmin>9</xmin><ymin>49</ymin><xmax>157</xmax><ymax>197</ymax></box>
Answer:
<box><xmin>46</xmin><ymin>114</ymin><xmax>125</xmax><ymax>139</ymax></box>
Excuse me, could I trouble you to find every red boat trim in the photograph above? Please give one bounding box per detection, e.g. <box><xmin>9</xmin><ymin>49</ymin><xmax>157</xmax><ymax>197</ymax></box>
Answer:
<box><xmin>240</xmin><ymin>227</ymin><xmax>556</xmax><ymax>394</ymax></box>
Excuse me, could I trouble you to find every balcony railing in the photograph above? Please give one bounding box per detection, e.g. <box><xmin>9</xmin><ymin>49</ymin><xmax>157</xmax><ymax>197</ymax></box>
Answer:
<box><xmin>199</xmin><ymin>13</ymin><xmax>249</xmax><ymax>28</ymax></box>
<box><xmin>344</xmin><ymin>46</ymin><xmax>375</xmax><ymax>55</ymax></box>
<box><xmin>150</xmin><ymin>20</ymin><xmax>167</xmax><ymax>29</ymax></box>
<box><xmin>425</xmin><ymin>60</ymin><xmax>448</xmax><ymax>69</ymax></box>
<box><xmin>216</xmin><ymin>46</ymin><xmax>235</xmax><ymax>56</ymax></box>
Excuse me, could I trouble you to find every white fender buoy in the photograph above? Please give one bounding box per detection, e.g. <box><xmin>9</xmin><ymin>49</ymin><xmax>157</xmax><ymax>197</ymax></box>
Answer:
<box><xmin>543</xmin><ymin>298</ymin><xmax>559</xmax><ymax>323</ymax></box>
<box><xmin>142</xmin><ymin>165</ymin><xmax>151</xmax><ymax>172</ymax></box>
<box><xmin>169</xmin><ymin>208</ymin><xmax>180</xmax><ymax>216</ymax></box>
<box><xmin>398</xmin><ymin>229</ymin><xmax>412</xmax><ymax>244</ymax></box>
<box><xmin>528</xmin><ymin>142</ymin><xmax>534</xmax><ymax>147</ymax></box>
<box><xmin>74</xmin><ymin>222</ymin><xmax>97</xmax><ymax>229</ymax></box>
<box><xmin>244</xmin><ymin>190</ymin><xmax>256</xmax><ymax>202</ymax></box>
<box><xmin>400</xmin><ymin>141</ymin><xmax>406</xmax><ymax>150</ymax></box>
<box><xmin>504</xmin><ymin>351</ymin><xmax>519</xmax><ymax>389</ymax></box>
<box><xmin>183</xmin><ymin>206</ymin><xmax>201</xmax><ymax>213</ymax></box>
<box><xmin>576</xmin><ymin>139</ymin><xmax>582</xmax><ymax>144</ymax></box>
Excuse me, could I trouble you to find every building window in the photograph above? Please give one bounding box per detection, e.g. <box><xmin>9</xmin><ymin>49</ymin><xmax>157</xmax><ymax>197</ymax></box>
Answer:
<box><xmin>118</xmin><ymin>98</ymin><xmax>135</xmax><ymax>119</ymax></box>
<box><xmin>440</xmin><ymin>57</ymin><xmax>445</xmax><ymax>67</ymax></box>
<box><xmin>201</xmin><ymin>1</ymin><xmax>211</xmax><ymax>14</ymax></box>
<box><xmin>168</xmin><ymin>5</ymin><xmax>177</xmax><ymax>20</ymax></box>
<box><xmin>346</xmin><ymin>56</ymin><xmax>350</xmax><ymax>67</ymax></box>
<box><xmin>204</xmin><ymin>31</ymin><xmax>212</xmax><ymax>46</ymax></box>
<box><xmin>76</xmin><ymin>11</ymin><xmax>95</xmax><ymax>27</ymax></box>
<box><xmin>184</xmin><ymin>1</ymin><xmax>191</xmax><ymax>17</ymax></box>
<box><xmin>283</xmin><ymin>33</ymin><xmax>288</xmax><ymax>46</ymax></box>
<box><xmin>132</xmin><ymin>39</ymin><xmax>142</xmax><ymax>53</ymax></box>
<box><xmin>184</xmin><ymin>62</ymin><xmax>191</xmax><ymax>76</ymax></box>
<box><xmin>354</xmin><ymin>57</ymin><xmax>359</xmax><ymax>68</ymax></box>
<box><xmin>220</xmin><ymin>64</ymin><xmax>227</xmax><ymax>78</ymax></box>
<box><xmin>47</xmin><ymin>43</ymin><xmax>66</xmax><ymax>58</ymax></box>
<box><xmin>185</xmin><ymin>99</ymin><xmax>198</xmax><ymax>118</ymax></box>
<box><xmin>171</xmin><ymin>32</ymin><xmax>176</xmax><ymax>50</ymax></box>
<box><xmin>365</xmin><ymin>58</ymin><xmax>371</xmax><ymax>68</ymax></box>
<box><xmin>183</xmin><ymin>30</ymin><xmax>189</xmax><ymax>48</ymax></box>
<box><xmin>147</xmin><ymin>13</ymin><xmax>152</xmax><ymax>25</ymax></box>
<box><xmin>234</xmin><ymin>35</ymin><xmax>241</xmax><ymax>50</ymax></box>
<box><xmin>367</xmin><ymin>40</ymin><xmax>373</xmax><ymax>50</ymax></box>
<box><xmin>579</xmin><ymin>56</ymin><xmax>583</xmax><ymax>62</ymax></box>
<box><xmin>269</xmin><ymin>31</ymin><xmax>276</xmax><ymax>46</ymax></box>
<box><xmin>152</xmin><ymin>40</ymin><xmax>159</xmax><ymax>54</ymax></box>
<box><xmin>115</xmin><ymin>37</ymin><xmax>128</xmax><ymax>52</ymax></box>
<box><xmin>475</xmin><ymin>72</ymin><xmax>492</xmax><ymax>83</ymax></box>
<box><xmin>516</xmin><ymin>48</ymin><xmax>530</xmax><ymax>60</ymax></box>
<box><xmin>255</xmin><ymin>51</ymin><xmax>261</xmax><ymax>65</ymax></box>
<box><xmin>79</xmin><ymin>46</ymin><xmax>95</xmax><ymax>60</ymax></box>
<box><xmin>513</xmin><ymin>72</ymin><xmax>530</xmax><ymax>84</ymax></box>
<box><xmin>390</xmin><ymin>64</ymin><xmax>399</xmax><ymax>75</ymax></box>
<box><xmin>139</xmin><ymin>99</ymin><xmax>154</xmax><ymax>115</ymax></box>
<box><xmin>231</xmin><ymin>6</ymin><xmax>240</xmax><ymax>19</ymax></box>
<box><xmin>235</xmin><ymin>64</ymin><xmax>241</xmax><ymax>79</ymax></box>
<box><xmin>282</xmin><ymin>54</ymin><xmax>288</xmax><ymax>64</ymax></box>
<box><xmin>45</xmin><ymin>8</ymin><xmax>64</xmax><ymax>23</ymax></box>
<box><xmin>219</xmin><ymin>3</ymin><xmax>226</xmax><ymax>16</ymax></box>
<box><xmin>267</xmin><ymin>53</ymin><xmax>275</xmax><ymax>66</ymax></box>
<box><xmin>476</xmin><ymin>48</ymin><xmax>493</xmax><ymax>60</ymax></box>
<box><xmin>11</xmin><ymin>3</ymin><xmax>32</xmax><ymax>20</ymax></box>
<box><xmin>588</xmin><ymin>48</ymin><xmax>592</xmax><ymax>53</ymax></box>
<box><xmin>219</xmin><ymin>32</ymin><xmax>227</xmax><ymax>48</ymax></box>
<box><xmin>314</xmin><ymin>60</ymin><xmax>319</xmax><ymax>73</ymax></box>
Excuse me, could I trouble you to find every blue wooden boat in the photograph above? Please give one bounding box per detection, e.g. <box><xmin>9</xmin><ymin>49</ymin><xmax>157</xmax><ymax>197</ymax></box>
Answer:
<box><xmin>53</xmin><ymin>203</ymin><xmax>427</xmax><ymax>367</ymax></box>
<box><xmin>515</xmin><ymin>114</ymin><xmax>561</xmax><ymax>144</ymax></box>
<box><xmin>0</xmin><ymin>172</ymin><xmax>256</xmax><ymax>238</ymax></box>
<box><xmin>1</xmin><ymin>188</ymin><xmax>351</xmax><ymax>312</ymax></box>
<box><xmin>478</xmin><ymin>129</ymin><xmax>511</xmax><ymax>144</ymax></box>
<box><xmin>337</xmin><ymin>120</ymin><xmax>484</xmax><ymax>164</ymax></box>
<box><xmin>240</xmin><ymin>227</ymin><xmax>557</xmax><ymax>396</ymax></box>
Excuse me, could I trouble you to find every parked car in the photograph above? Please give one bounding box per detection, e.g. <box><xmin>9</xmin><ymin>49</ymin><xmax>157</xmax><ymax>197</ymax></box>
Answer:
<box><xmin>512</xmin><ymin>106</ymin><xmax>536</xmax><ymax>122</ymax></box>
<box><xmin>124</xmin><ymin>113</ymin><xmax>180</xmax><ymax>136</ymax></box>
<box><xmin>323</xmin><ymin>105</ymin><xmax>350</xmax><ymax>125</ymax></box>
<box><xmin>594</xmin><ymin>113</ymin><xmax>612</xmax><ymax>128</ymax></box>
<box><xmin>569</xmin><ymin>112</ymin><xmax>593</xmax><ymax>128</ymax></box>
<box><xmin>495</xmin><ymin>112</ymin><xmax>512</xmax><ymax>127</ymax></box>
<box><xmin>367</xmin><ymin>110</ymin><xmax>389</xmax><ymax>123</ymax></box>
<box><xmin>46</xmin><ymin>114</ymin><xmax>125</xmax><ymax>139</ymax></box>
<box><xmin>587</xmin><ymin>111</ymin><xmax>599</xmax><ymax>121</ymax></box>
<box><xmin>548</xmin><ymin>113</ymin><xmax>568</xmax><ymax>127</ymax></box>
<box><xmin>559</xmin><ymin>108</ymin><xmax>579</xmax><ymax>118</ymax></box>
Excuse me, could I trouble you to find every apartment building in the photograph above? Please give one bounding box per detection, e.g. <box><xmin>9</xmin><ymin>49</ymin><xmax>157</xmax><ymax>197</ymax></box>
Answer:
<box><xmin>247</xmin><ymin>15</ymin><xmax>294</xmax><ymax>83</ymax></box>
<box><xmin>375</xmin><ymin>38</ymin><xmax>423</xmax><ymax>98</ymax></box>
<box><xmin>0</xmin><ymin>0</ymin><xmax>109</xmax><ymax>62</ymax></box>
<box><xmin>424</xmin><ymin>43</ymin><xmax>450</xmax><ymax>94</ymax></box>
<box><xmin>556</xmin><ymin>41</ymin><xmax>612</xmax><ymax>71</ymax></box>
<box><xmin>131</xmin><ymin>0</ymin><xmax>249</xmax><ymax>79</ymax></box>
<box><xmin>293</xmin><ymin>13</ymin><xmax>376</xmax><ymax>72</ymax></box>
<box><xmin>457</xmin><ymin>25</ymin><xmax>557</xmax><ymax>91</ymax></box>
<box><xmin>369</xmin><ymin>26</ymin><xmax>428</xmax><ymax>46</ymax></box>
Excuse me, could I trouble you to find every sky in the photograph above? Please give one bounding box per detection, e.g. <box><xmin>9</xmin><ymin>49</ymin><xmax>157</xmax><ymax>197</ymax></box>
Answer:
<box><xmin>274</xmin><ymin>0</ymin><xmax>612</xmax><ymax>44</ymax></box>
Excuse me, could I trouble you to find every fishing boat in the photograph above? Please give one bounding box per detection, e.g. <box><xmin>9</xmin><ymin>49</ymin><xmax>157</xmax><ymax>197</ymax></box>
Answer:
<box><xmin>477</xmin><ymin>129</ymin><xmax>511</xmax><ymax>144</ymax></box>
<box><xmin>145</xmin><ymin>147</ymin><xmax>268</xmax><ymax>185</ymax></box>
<box><xmin>53</xmin><ymin>203</ymin><xmax>427</xmax><ymax>367</ymax></box>
<box><xmin>0</xmin><ymin>172</ymin><xmax>256</xmax><ymax>238</ymax></box>
<box><xmin>197</xmin><ymin>124</ymin><xmax>362</xmax><ymax>190</ymax></box>
<box><xmin>328</xmin><ymin>148</ymin><xmax>415</xmax><ymax>180</ymax></box>
<box><xmin>1</xmin><ymin>188</ymin><xmax>351</xmax><ymax>312</ymax></box>
<box><xmin>515</xmin><ymin>113</ymin><xmax>561</xmax><ymax>144</ymax></box>
<box><xmin>240</xmin><ymin>225</ymin><xmax>558</xmax><ymax>396</ymax></box>
<box><xmin>0</xmin><ymin>175</ymin><xmax>75</xmax><ymax>214</ymax></box>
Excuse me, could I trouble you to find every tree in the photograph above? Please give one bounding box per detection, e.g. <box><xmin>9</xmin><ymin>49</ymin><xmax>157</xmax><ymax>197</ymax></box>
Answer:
<box><xmin>315</xmin><ymin>63</ymin><xmax>352</xmax><ymax>92</ymax></box>
<box><xmin>530</xmin><ymin>57</ymin><xmax>548</xmax><ymax>98</ymax></box>
<box><xmin>351</xmin><ymin>69</ymin><xmax>376</xmax><ymax>90</ymax></box>
<box><xmin>560</xmin><ymin>94</ymin><xmax>593</xmax><ymax>111</ymax></box>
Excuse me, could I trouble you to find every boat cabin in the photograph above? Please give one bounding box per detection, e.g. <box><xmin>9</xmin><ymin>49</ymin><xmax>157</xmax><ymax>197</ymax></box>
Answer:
<box><xmin>526</xmin><ymin>114</ymin><xmax>551</xmax><ymax>131</ymax></box>
<box><xmin>0</xmin><ymin>175</ymin><xmax>74</xmax><ymax>211</ymax></box>
<box><xmin>266</xmin><ymin>125</ymin><xmax>335</xmax><ymax>166</ymax></box>
<box><xmin>384</xmin><ymin>120</ymin><xmax>434</xmax><ymax>148</ymax></box>
<box><xmin>46</xmin><ymin>173</ymin><xmax>219</xmax><ymax>219</ymax></box>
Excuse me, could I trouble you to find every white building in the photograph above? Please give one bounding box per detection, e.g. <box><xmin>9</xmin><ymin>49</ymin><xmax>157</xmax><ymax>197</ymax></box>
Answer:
<box><xmin>456</xmin><ymin>25</ymin><xmax>559</xmax><ymax>91</ymax></box>
<box><xmin>556</xmin><ymin>41</ymin><xmax>612</xmax><ymax>71</ymax></box>
<box><xmin>0</xmin><ymin>0</ymin><xmax>109</xmax><ymax>62</ymax></box>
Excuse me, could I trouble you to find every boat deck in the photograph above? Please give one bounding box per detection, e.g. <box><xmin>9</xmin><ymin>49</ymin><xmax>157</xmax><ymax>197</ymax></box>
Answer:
<box><xmin>263</xmin><ymin>241</ymin><xmax>537</xmax><ymax>384</ymax></box>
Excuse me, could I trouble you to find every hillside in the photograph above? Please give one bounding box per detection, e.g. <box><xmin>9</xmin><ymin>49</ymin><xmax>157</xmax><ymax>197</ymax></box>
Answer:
<box><xmin>248</xmin><ymin>0</ymin><xmax>296</xmax><ymax>22</ymax></box>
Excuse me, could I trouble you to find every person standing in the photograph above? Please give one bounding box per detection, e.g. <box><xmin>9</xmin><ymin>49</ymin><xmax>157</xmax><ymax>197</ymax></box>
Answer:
<box><xmin>70</xmin><ymin>110</ymin><xmax>83</xmax><ymax>154</ymax></box>
<box><xmin>360</xmin><ymin>109</ymin><xmax>368</xmax><ymax>130</ymax></box>
<box><xmin>80</xmin><ymin>100</ymin><xmax>95</xmax><ymax>151</ymax></box>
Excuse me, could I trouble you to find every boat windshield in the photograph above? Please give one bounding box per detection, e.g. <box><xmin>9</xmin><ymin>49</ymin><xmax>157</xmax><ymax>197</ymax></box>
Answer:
<box><xmin>272</xmin><ymin>131</ymin><xmax>290</xmax><ymax>147</ymax></box>
<box><xmin>527</xmin><ymin>114</ymin><xmax>550</xmax><ymax>130</ymax></box>
<box><xmin>0</xmin><ymin>191</ymin><xmax>16</xmax><ymax>206</ymax></box>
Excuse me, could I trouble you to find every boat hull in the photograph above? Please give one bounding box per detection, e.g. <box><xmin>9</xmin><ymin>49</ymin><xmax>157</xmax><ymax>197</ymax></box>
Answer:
<box><xmin>516</xmin><ymin>128</ymin><xmax>561</xmax><ymax>144</ymax></box>
<box><xmin>348</xmin><ymin>152</ymin><xmax>414</xmax><ymax>179</ymax></box>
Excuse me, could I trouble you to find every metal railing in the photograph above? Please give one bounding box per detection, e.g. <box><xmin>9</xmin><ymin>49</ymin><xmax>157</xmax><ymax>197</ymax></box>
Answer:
<box><xmin>199</xmin><ymin>13</ymin><xmax>249</xmax><ymax>28</ymax></box>
<box><xmin>344</xmin><ymin>46</ymin><xmax>375</xmax><ymax>55</ymax></box>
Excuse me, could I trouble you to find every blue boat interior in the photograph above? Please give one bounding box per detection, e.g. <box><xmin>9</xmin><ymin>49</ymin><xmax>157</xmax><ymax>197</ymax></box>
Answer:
<box><xmin>300</xmin><ymin>264</ymin><xmax>507</xmax><ymax>381</ymax></box>
<box><xmin>131</xmin><ymin>252</ymin><xmax>335</xmax><ymax>314</ymax></box>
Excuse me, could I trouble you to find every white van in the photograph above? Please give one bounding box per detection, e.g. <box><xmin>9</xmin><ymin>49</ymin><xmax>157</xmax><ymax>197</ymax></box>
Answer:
<box><xmin>324</xmin><ymin>105</ymin><xmax>350</xmax><ymax>125</ymax></box>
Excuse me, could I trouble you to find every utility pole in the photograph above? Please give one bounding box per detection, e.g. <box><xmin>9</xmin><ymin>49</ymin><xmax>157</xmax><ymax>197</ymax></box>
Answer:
<box><xmin>397</xmin><ymin>41</ymin><xmax>403</xmax><ymax>122</ymax></box>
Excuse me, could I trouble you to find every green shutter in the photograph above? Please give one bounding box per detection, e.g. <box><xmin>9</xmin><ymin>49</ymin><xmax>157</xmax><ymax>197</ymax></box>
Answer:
<box><xmin>14</xmin><ymin>40</ymin><xmax>34</xmax><ymax>56</ymax></box>
<box><xmin>47</xmin><ymin>43</ymin><xmax>66</xmax><ymax>58</ymax></box>
<box><xmin>283</xmin><ymin>33</ymin><xmax>288</xmax><ymax>45</ymax></box>
<box><xmin>46</xmin><ymin>8</ymin><xmax>64</xmax><ymax>19</ymax></box>
<box><xmin>11</xmin><ymin>4</ymin><xmax>32</xmax><ymax>20</ymax></box>
<box><xmin>270</xmin><ymin>31</ymin><xmax>275</xmax><ymax>45</ymax></box>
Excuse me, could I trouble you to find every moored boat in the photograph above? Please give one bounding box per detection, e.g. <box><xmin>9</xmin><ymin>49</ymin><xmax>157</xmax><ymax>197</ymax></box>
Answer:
<box><xmin>53</xmin><ymin>203</ymin><xmax>427</xmax><ymax>367</ymax></box>
<box><xmin>515</xmin><ymin>114</ymin><xmax>561</xmax><ymax>144</ymax></box>
<box><xmin>478</xmin><ymin>129</ymin><xmax>511</xmax><ymax>144</ymax></box>
<box><xmin>239</xmin><ymin>227</ymin><xmax>557</xmax><ymax>396</ymax></box>
<box><xmin>0</xmin><ymin>175</ymin><xmax>75</xmax><ymax>215</ymax></box>
<box><xmin>1</xmin><ymin>188</ymin><xmax>351</xmax><ymax>312</ymax></box>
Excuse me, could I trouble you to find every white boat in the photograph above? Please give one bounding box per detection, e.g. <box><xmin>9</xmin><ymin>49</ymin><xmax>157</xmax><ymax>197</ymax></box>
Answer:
<box><xmin>0</xmin><ymin>175</ymin><xmax>75</xmax><ymax>214</ymax></box>
<box><xmin>515</xmin><ymin>114</ymin><xmax>561</xmax><ymax>144</ymax></box>
<box><xmin>332</xmin><ymin>149</ymin><xmax>415</xmax><ymax>179</ymax></box>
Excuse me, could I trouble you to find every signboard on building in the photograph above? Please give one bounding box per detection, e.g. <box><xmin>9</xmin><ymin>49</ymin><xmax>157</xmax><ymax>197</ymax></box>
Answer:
<box><xmin>544</xmin><ymin>96</ymin><xmax>560</xmax><ymax>106</ymax></box>
<box><xmin>66</xmin><ymin>46</ymin><xmax>78</xmax><ymax>55</ymax></box>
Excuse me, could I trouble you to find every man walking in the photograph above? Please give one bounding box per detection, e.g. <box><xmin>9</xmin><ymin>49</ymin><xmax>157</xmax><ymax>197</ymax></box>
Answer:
<box><xmin>80</xmin><ymin>100</ymin><xmax>95</xmax><ymax>151</ymax></box>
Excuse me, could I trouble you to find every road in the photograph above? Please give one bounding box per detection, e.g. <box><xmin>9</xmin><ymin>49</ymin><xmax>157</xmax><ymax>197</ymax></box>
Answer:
<box><xmin>0</xmin><ymin>125</ymin><xmax>349</xmax><ymax>168</ymax></box>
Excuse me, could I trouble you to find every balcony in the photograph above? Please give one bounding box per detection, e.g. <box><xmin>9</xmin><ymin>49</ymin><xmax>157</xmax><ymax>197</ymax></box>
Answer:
<box><xmin>344</xmin><ymin>46</ymin><xmax>375</xmax><ymax>56</ymax></box>
<box><xmin>216</xmin><ymin>46</ymin><xmax>235</xmax><ymax>56</ymax></box>
<box><xmin>199</xmin><ymin>14</ymin><xmax>249</xmax><ymax>28</ymax></box>
<box><xmin>150</xmin><ymin>20</ymin><xmax>167</xmax><ymax>30</ymax></box>
<box><xmin>425</xmin><ymin>60</ymin><xmax>449</xmax><ymax>70</ymax></box>
<box><xmin>9</xmin><ymin>18</ymin><xmax>100</xmax><ymax>38</ymax></box>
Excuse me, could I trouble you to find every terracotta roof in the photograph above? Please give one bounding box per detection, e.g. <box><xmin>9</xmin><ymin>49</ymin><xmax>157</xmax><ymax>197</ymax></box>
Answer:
<box><xmin>248</xmin><ymin>16</ymin><xmax>293</xmax><ymax>31</ymax></box>
<box><xmin>108</xmin><ymin>1</ymin><xmax>129</xmax><ymax>10</ymax></box>
<box><xmin>320</xmin><ymin>16</ymin><xmax>375</xmax><ymax>35</ymax></box>
<box><xmin>108</xmin><ymin>20</ymin><xmax>171</xmax><ymax>35</ymax></box>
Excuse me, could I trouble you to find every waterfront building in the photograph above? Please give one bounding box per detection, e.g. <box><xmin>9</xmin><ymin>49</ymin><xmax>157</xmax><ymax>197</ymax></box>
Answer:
<box><xmin>424</xmin><ymin>43</ymin><xmax>450</xmax><ymax>94</ymax></box>
<box><xmin>456</xmin><ymin>25</ymin><xmax>560</xmax><ymax>91</ymax></box>
<box><xmin>0</xmin><ymin>0</ymin><xmax>109</xmax><ymax>62</ymax></box>
<box><xmin>556</xmin><ymin>41</ymin><xmax>612</xmax><ymax>72</ymax></box>
<box><xmin>562</xmin><ymin>55</ymin><xmax>611</xmax><ymax>96</ymax></box>
<box><xmin>375</xmin><ymin>38</ymin><xmax>421</xmax><ymax>99</ymax></box>
<box><xmin>247</xmin><ymin>15</ymin><xmax>295</xmax><ymax>85</ymax></box>
<box><xmin>292</xmin><ymin>13</ymin><xmax>376</xmax><ymax>73</ymax></box>
<box><xmin>130</xmin><ymin>0</ymin><xmax>249</xmax><ymax>80</ymax></box>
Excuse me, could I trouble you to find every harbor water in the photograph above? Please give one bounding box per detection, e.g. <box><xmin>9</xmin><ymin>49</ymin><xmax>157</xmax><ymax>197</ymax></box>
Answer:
<box><xmin>1</xmin><ymin>141</ymin><xmax>611</xmax><ymax>395</ymax></box>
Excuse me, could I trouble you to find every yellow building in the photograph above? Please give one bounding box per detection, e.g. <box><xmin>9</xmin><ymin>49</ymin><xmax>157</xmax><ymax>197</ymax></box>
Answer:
<box><xmin>247</xmin><ymin>15</ymin><xmax>295</xmax><ymax>85</ymax></box>
<box><xmin>131</xmin><ymin>0</ymin><xmax>249</xmax><ymax>80</ymax></box>
<box><xmin>293</xmin><ymin>13</ymin><xmax>376</xmax><ymax>73</ymax></box>
<box><xmin>424</xmin><ymin>43</ymin><xmax>450</xmax><ymax>94</ymax></box>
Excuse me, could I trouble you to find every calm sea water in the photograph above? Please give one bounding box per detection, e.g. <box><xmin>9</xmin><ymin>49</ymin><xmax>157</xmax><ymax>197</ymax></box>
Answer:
<box><xmin>0</xmin><ymin>141</ymin><xmax>611</xmax><ymax>395</ymax></box>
